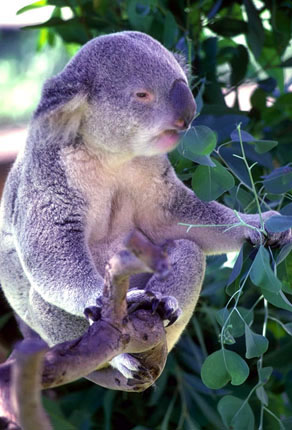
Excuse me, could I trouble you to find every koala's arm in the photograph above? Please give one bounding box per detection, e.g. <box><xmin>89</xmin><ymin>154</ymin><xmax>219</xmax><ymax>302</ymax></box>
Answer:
<box><xmin>12</xmin><ymin>174</ymin><xmax>103</xmax><ymax>317</ymax></box>
<box><xmin>157</xmin><ymin>167</ymin><xmax>288</xmax><ymax>254</ymax></box>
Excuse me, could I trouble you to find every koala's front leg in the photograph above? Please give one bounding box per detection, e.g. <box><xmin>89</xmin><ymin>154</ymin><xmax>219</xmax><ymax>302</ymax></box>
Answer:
<box><xmin>162</xmin><ymin>174</ymin><xmax>291</xmax><ymax>254</ymax></box>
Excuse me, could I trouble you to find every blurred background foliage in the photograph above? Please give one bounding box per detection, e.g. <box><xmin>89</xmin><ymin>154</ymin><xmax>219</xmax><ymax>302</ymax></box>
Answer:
<box><xmin>1</xmin><ymin>0</ymin><xmax>292</xmax><ymax>429</ymax></box>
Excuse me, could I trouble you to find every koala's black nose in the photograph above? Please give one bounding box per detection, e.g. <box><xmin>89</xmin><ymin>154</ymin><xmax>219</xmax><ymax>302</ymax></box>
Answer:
<box><xmin>169</xmin><ymin>79</ymin><xmax>196</xmax><ymax>130</ymax></box>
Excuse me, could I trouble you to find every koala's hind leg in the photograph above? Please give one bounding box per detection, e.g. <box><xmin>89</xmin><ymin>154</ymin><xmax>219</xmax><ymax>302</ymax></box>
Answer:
<box><xmin>144</xmin><ymin>239</ymin><xmax>205</xmax><ymax>351</ymax></box>
<box><xmin>88</xmin><ymin>239</ymin><xmax>205</xmax><ymax>391</ymax></box>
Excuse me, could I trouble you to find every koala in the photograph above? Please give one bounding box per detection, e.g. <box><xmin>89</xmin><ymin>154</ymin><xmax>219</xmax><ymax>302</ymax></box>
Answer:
<box><xmin>0</xmin><ymin>31</ymin><xmax>290</xmax><ymax>391</ymax></box>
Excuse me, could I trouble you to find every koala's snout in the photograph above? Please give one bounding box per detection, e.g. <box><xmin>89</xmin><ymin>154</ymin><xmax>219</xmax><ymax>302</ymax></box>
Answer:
<box><xmin>169</xmin><ymin>80</ymin><xmax>196</xmax><ymax>130</ymax></box>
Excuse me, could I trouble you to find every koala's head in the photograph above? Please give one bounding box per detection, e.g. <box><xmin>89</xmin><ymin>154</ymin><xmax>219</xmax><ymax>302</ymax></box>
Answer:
<box><xmin>35</xmin><ymin>31</ymin><xmax>196</xmax><ymax>158</ymax></box>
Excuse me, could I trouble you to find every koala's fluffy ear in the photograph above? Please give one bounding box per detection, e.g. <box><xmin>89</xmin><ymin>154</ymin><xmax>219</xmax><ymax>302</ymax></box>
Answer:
<box><xmin>172</xmin><ymin>52</ymin><xmax>192</xmax><ymax>83</ymax></box>
<box><xmin>33</xmin><ymin>73</ymin><xmax>88</xmax><ymax>139</ymax></box>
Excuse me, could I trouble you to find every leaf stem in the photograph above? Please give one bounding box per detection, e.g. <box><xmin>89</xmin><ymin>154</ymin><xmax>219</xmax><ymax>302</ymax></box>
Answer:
<box><xmin>236</xmin><ymin>123</ymin><xmax>265</xmax><ymax>230</ymax></box>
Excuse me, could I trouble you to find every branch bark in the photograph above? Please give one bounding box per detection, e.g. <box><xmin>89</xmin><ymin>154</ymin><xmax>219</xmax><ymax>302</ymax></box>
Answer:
<box><xmin>0</xmin><ymin>230</ymin><xmax>169</xmax><ymax>429</ymax></box>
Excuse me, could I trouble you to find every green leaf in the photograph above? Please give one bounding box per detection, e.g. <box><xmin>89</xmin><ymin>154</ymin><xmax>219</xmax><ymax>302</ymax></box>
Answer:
<box><xmin>201</xmin><ymin>349</ymin><xmax>249</xmax><ymax>389</ymax></box>
<box><xmin>250</xmin><ymin>246</ymin><xmax>282</xmax><ymax>293</ymax></box>
<box><xmin>265</xmin><ymin>215</ymin><xmax>292</xmax><ymax>233</ymax></box>
<box><xmin>230</xmin><ymin>45</ymin><xmax>249</xmax><ymax>86</ymax></box>
<box><xmin>216</xmin><ymin>307</ymin><xmax>254</xmax><ymax>338</ymax></box>
<box><xmin>163</xmin><ymin>11</ymin><xmax>178</xmax><ymax>48</ymax></box>
<box><xmin>208</xmin><ymin>18</ymin><xmax>248</xmax><ymax>37</ymax></box>
<box><xmin>127</xmin><ymin>0</ymin><xmax>153</xmax><ymax>32</ymax></box>
<box><xmin>192</xmin><ymin>159</ymin><xmax>235</xmax><ymax>201</ymax></box>
<box><xmin>217</xmin><ymin>395</ymin><xmax>255</xmax><ymax>430</ymax></box>
<box><xmin>258</xmin><ymin>366</ymin><xmax>273</xmax><ymax>383</ymax></box>
<box><xmin>283</xmin><ymin>323</ymin><xmax>292</xmax><ymax>335</ymax></box>
<box><xmin>227</xmin><ymin>247</ymin><xmax>243</xmax><ymax>285</ymax></box>
<box><xmin>43</xmin><ymin>397</ymin><xmax>77</xmax><ymax>430</ymax></box>
<box><xmin>180</xmin><ymin>126</ymin><xmax>217</xmax><ymax>156</ymax></box>
<box><xmin>263</xmin><ymin>166</ymin><xmax>292</xmax><ymax>194</ymax></box>
<box><xmin>17</xmin><ymin>0</ymin><xmax>46</xmax><ymax>14</ymax></box>
<box><xmin>256</xmin><ymin>386</ymin><xmax>269</xmax><ymax>406</ymax></box>
<box><xmin>262</xmin><ymin>289</ymin><xmax>292</xmax><ymax>312</ymax></box>
<box><xmin>254</xmin><ymin>140</ymin><xmax>278</xmax><ymax>153</ymax></box>
<box><xmin>245</xmin><ymin>325</ymin><xmax>269</xmax><ymax>358</ymax></box>
<box><xmin>244</xmin><ymin>0</ymin><xmax>265</xmax><ymax>59</ymax></box>
<box><xmin>230</xmin><ymin>129</ymin><xmax>255</xmax><ymax>142</ymax></box>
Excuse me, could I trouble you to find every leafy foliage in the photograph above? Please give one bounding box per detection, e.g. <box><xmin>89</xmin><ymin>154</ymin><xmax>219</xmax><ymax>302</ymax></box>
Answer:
<box><xmin>14</xmin><ymin>0</ymin><xmax>292</xmax><ymax>428</ymax></box>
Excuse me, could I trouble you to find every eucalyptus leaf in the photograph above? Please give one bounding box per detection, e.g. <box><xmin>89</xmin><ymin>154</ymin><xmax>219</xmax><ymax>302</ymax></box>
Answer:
<box><xmin>256</xmin><ymin>386</ymin><xmax>269</xmax><ymax>406</ymax></box>
<box><xmin>163</xmin><ymin>11</ymin><xmax>178</xmax><ymax>48</ymax></box>
<box><xmin>281</xmin><ymin>203</ymin><xmax>292</xmax><ymax>216</ymax></box>
<box><xmin>265</xmin><ymin>215</ymin><xmax>292</xmax><ymax>232</ymax></box>
<box><xmin>192</xmin><ymin>159</ymin><xmax>235</xmax><ymax>201</ymax></box>
<box><xmin>227</xmin><ymin>247</ymin><xmax>243</xmax><ymax>285</ymax></box>
<box><xmin>250</xmin><ymin>246</ymin><xmax>282</xmax><ymax>293</ymax></box>
<box><xmin>208</xmin><ymin>18</ymin><xmax>248</xmax><ymax>37</ymax></box>
<box><xmin>230</xmin><ymin>129</ymin><xmax>255</xmax><ymax>142</ymax></box>
<box><xmin>276</xmin><ymin>242</ymin><xmax>292</xmax><ymax>265</ymax></box>
<box><xmin>201</xmin><ymin>349</ymin><xmax>249</xmax><ymax>389</ymax></box>
<box><xmin>262</xmin><ymin>289</ymin><xmax>292</xmax><ymax>312</ymax></box>
<box><xmin>254</xmin><ymin>140</ymin><xmax>278</xmax><ymax>153</ymax></box>
<box><xmin>180</xmin><ymin>126</ymin><xmax>217</xmax><ymax>156</ymax></box>
<box><xmin>283</xmin><ymin>323</ymin><xmax>292</xmax><ymax>336</ymax></box>
<box><xmin>127</xmin><ymin>0</ymin><xmax>153</xmax><ymax>31</ymax></box>
<box><xmin>230</xmin><ymin>45</ymin><xmax>249</xmax><ymax>86</ymax></box>
<box><xmin>217</xmin><ymin>395</ymin><xmax>255</xmax><ymax>430</ymax></box>
<box><xmin>245</xmin><ymin>325</ymin><xmax>269</xmax><ymax>358</ymax></box>
<box><xmin>219</xmin><ymin>145</ymin><xmax>252</xmax><ymax>187</ymax></box>
<box><xmin>258</xmin><ymin>366</ymin><xmax>273</xmax><ymax>383</ymax></box>
<box><xmin>17</xmin><ymin>0</ymin><xmax>46</xmax><ymax>14</ymax></box>
<box><xmin>216</xmin><ymin>307</ymin><xmax>254</xmax><ymax>338</ymax></box>
<box><xmin>263</xmin><ymin>166</ymin><xmax>292</xmax><ymax>194</ymax></box>
<box><xmin>244</xmin><ymin>0</ymin><xmax>265</xmax><ymax>59</ymax></box>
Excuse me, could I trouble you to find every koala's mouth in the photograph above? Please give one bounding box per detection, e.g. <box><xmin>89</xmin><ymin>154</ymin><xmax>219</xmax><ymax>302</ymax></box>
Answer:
<box><xmin>154</xmin><ymin>130</ymin><xmax>180</xmax><ymax>152</ymax></box>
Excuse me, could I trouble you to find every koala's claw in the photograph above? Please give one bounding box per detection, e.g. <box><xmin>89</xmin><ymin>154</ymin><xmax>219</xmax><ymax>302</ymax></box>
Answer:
<box><xmin>110</xmin><ymin>353</ymin><xmax>152</xmax><ymax>387</ymax></box>
<box><xmin>84</xmin><ymin>305</ymin><xmax>102</xmax><ymax>322</ymax></box>
<box><xmin>84</xmin><ymin>297</ymin><xmax>103</xmax><ymax>322</ymax></box>
<box><xmin>126</xmin><ymin>289</ymin><xmax>181</xmax><ymax>326</ymax></box>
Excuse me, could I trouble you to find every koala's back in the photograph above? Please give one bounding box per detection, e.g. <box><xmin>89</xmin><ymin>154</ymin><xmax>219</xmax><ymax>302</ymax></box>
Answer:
<box><xmin>0</xmin><ymin>156</ymin><xmax>31</xmax><ymax>318</ymax></box>
<box><xmin>0</xmin><ymin>139</ymin><xmax>94</xmax><ymax>342</ymax></box>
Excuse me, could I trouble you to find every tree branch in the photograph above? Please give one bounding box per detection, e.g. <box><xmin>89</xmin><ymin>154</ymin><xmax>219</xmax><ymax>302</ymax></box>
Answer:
<box><xmin>0</xmin><ymin>230</ymin><xmax>169</xmax><ymax>428</ymax></box>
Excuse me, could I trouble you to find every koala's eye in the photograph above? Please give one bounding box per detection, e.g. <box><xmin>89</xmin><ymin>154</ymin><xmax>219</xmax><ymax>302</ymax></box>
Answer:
<box><xmin>135</xmin><ymin>91</ymin><xmax>154</xmax><ymax>102</ymax></box>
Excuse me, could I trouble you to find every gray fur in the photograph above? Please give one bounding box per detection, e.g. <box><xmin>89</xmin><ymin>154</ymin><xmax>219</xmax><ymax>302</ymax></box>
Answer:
<box><xmin>0</xmin><ymin>31</ymin><xmax>288</xmax><ymax>389</ymax></box>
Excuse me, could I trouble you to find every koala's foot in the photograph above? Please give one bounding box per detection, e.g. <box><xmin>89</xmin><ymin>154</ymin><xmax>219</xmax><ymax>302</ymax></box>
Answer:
<box><xmin>86</xmin><ymin>353</ymin><xmax>156</xmax><ymax>392</ymax></box>
<box><xmin>109</xmin><ymin>353</ymin><xmax>153</xmax><ymax>388</ymax></box>
<box><xmin>126</xmin><ymin>289</ymin><xmax>181</xmax><ymax>326</ymax></box>
<box><xmin>246</xmin><ymin>211</ymin><xmax>292</xmax><ymax>248</ymax></box>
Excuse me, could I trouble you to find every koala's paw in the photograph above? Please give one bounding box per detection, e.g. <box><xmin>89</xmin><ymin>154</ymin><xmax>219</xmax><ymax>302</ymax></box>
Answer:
<box><xmin>84</xmin><ymin>297</ymin><xmax>103</xmax><ymax>322</ymax></box>
<box><xmin>126</xmin><ymin>289</ymin><xmax>181</xmax><ymax>327</ymax></box>
<box><xmin>110</xmin><ymin>353</ymin><xmax>154</xmax><ymax>390</ymax></box>
<box><xmin>247</xmin><ymin>211</ymin><xmax>292</xmax><ymax>248</ymax></box>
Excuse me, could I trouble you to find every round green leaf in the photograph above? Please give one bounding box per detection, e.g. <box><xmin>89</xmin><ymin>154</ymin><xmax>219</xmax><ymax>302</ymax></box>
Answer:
<box><xmin>245</xmin><ymin>325</ymin><xmax>269</xmax><ymax>358</ymax></box>
<box><xmin>216</xmin><ymin>307</ymin><xmax>254</xmax><ymax>338</ymax></box>
<box><xmin>201</xmin><ymin>349</ymin><xmax>249</xmax><ymax>389</ymax></box>
<box><xmin>192</xmin><ymin>159</ymin><xmax>235</xmax><ymax>201</ymax></box>
<box><xmin>218</xmin><ymin>395</ymin><xmax>255</xmax><ymax>430</ymax></box>
<box><xmin>180</xmin><ymin>126</ymin><xmax>217</xmax><ymax>156</ymax></box>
